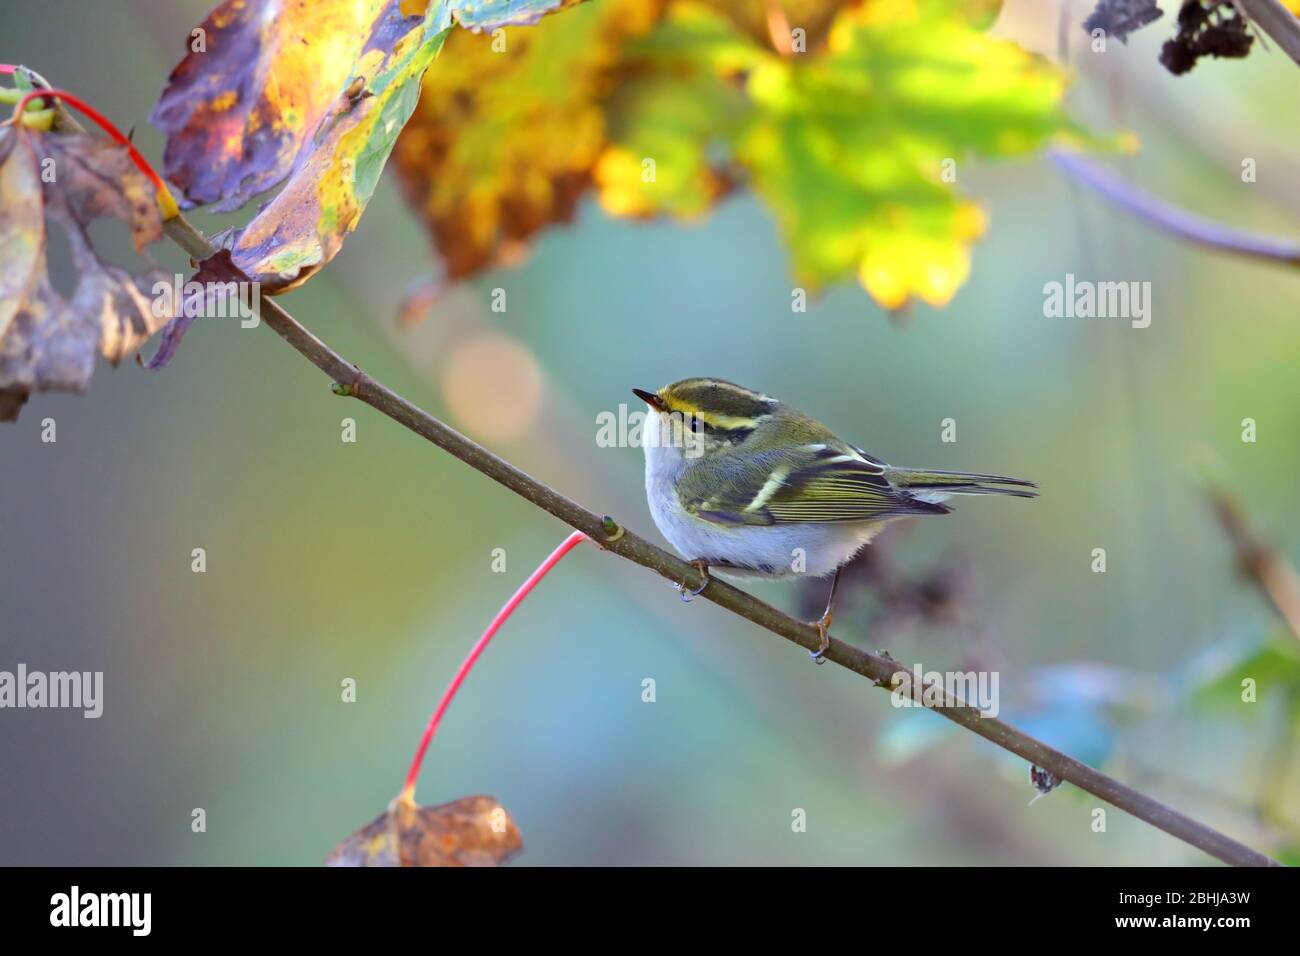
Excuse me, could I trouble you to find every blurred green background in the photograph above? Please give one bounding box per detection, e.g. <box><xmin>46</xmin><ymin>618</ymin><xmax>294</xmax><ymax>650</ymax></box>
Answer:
<box><xmin>1</xmin><ymin>0</ymin><xmax>1298</xmax><ymax>865</ymax></box>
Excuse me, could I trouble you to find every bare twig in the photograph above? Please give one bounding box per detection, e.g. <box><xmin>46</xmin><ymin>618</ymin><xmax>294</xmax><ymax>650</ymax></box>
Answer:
<box><xmin>158</xmin><ymin>214</ymin><xmax>1279</xmax><ymax>867</ymax></box>
<box><xmin>1209</xmin><ymin>486</ymin><xmax>1300</xmax><ymax>641</ymax></box>
<box><xmin>1051</xmin><ymin>148</ymin><xmax>1300</xmax><ymax>268</ymax></box>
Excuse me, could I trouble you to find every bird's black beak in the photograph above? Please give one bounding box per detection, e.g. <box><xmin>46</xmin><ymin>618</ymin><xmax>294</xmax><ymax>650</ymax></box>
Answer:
<box><xmin>632</xmin><ymin>388</ymin><xmax>666</xmax><ymax>412</ymax></box>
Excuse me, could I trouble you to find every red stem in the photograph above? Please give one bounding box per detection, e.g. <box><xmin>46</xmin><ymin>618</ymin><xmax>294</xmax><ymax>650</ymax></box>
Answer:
<box><xmin>7</xmin><ymin>84</ymin><xmax>176</xmax><ymax>214</ymax></box>
<box><xmin>399</xmin><ymin>531</ymin><xmax>589</xmax><ymax>803</ymax></box>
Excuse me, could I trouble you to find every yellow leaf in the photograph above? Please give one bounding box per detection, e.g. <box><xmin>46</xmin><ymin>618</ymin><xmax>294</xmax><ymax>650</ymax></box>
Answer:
<box><xmin>392</xmin><ymin>0</ymin><xmax>1100</xmax><ymax>312</ymax></box>
<box><xmin>394</xmin><ymin>0</ymin><xmax>666</xmax><ymax>278</ymax></box>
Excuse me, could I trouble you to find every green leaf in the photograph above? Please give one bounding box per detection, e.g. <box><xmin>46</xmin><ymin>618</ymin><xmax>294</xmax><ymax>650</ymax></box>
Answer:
<box><xmin>598</xmin><ymin>0</ymin><xmax>1100</xmax><ymax>309</ymax></box>
<box><xmin>596</xmin><ymin>67</ymin><xmax>747</xmax><ymax>219</ymax></box>
<box><xmin>394</xmin><ymin>0</ymin><xmax>664</xmax><ymax>279</ymax></box>
<box><xmin>1184</xmin><ymin>636</ymin><xmax>1300</xmax><ymax>715</ymax></box>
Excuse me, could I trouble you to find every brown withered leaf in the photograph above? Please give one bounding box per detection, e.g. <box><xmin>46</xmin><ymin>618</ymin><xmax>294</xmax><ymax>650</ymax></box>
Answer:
<box><xmin>393</xmin><ymin>0</ymin><xmax>666</xmax><ymax>280</ymax></box>
<box><xmin>326</xmin><ymin>795</ymin><xmax>522</xmax><ymax>867</ymax></box>
<box><xmin>0</xmin><ymin>126</ymin><xmax>170</xmax><ymax>421</ymax></box>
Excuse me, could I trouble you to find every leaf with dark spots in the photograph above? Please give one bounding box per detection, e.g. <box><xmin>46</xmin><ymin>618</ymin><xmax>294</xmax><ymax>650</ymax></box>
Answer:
<box><xmin>151</xmin><ymin>0</ymin><xmax>589</xmax><ymax>215</ymax></box>
<box><xmin>326</xmin><ymin>795</ymin><xmax>522</xmax><ymax>867</ymax></box>
<box><xmin>0</xmin><ymin>127</ymin><xmax>171</xmax><ymax>421</ymax></box>
<box><xmin>151</xmin><ymin>0</ymin><xmax>411</xmax><ymax>212</ymax></box>
<box><xmin>151</xmin><ymin>0</ymin><xmax>592</xmax><ymax>291</ymax></box>
<box><xmin>218</xmin><ymin>11</ymin><xmax>451</xmax><ymax>291</ymax></box>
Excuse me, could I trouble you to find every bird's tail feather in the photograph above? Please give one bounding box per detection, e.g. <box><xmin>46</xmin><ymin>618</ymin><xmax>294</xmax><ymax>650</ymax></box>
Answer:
<box><xmin>890</xmin><ymin>467</ymin><xmax>1038</xmax><ymax>499</ymax></box>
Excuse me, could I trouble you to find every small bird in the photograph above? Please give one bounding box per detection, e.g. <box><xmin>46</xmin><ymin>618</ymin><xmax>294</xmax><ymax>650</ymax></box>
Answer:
<box><xmin>634</xmin><ymin>377</ymin><xmax>1037</xmax><ymax>662</ymax></box>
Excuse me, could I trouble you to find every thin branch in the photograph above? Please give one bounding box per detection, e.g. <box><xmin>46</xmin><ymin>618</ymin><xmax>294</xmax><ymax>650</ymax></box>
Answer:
<box><xmin>1051</xmin><ymin>148</ymin><xmax>1300</xmax><ymax>267</ymax></box>
<box><xmin>160</xmin><ymin>214</ymin><xmax>1279</xmax><ymax>867</ymax></box>
<box><xmin>1209</xmin><ymin>487</ymin><xmax>1300</xmax><ymax>641</ymax></box>
<box><xmin>1239</xmin><ymin>0</ymin><xmax>1300</xmax><ymax>66</ymax></box>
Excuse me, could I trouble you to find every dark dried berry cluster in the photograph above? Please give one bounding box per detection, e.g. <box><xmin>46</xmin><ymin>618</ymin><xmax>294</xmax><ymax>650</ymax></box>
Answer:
<box><xmin>1159</xmin><ymin>0</ymin><xmax>1254</xmax><ymax>75</ymax></box>
<box><xmin>1083</xmin><ymin>0</ymin><xmax>1164</xmax><ymax>45</ymax></box>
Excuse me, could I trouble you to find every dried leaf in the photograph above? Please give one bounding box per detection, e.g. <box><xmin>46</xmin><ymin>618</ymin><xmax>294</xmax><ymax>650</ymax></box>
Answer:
<box><xmin>152</xmin><ymin>0</ymin><xmax>403</xmax><ymax>212</ymax></box>
<box><xmin>394</xmin><ymin>0</ymin><xmax>666</xmax><ymax>279</ymax></box>
<box><xmin>0</xmin><ymin>127</ymin><xmax>169</xmax><ymax>421</ymax></box>
<box><xmin>225</xmin><ymin>12</ymin><xmax>451</xmax><ymax>290</ymax></box>
<box><xmin>326</xmin><ymin>795</ymin><xmax>522</xmax><ymax>866</ymax></box>
<box><xmin>149</xmin><ymin>0</ymin><xmax>590</xmax><ymax>214</ymax></box>
<box><xmin>152</xmin><ymin>0</ymin><xmax>587</xmax><ymax>292</ymax></box>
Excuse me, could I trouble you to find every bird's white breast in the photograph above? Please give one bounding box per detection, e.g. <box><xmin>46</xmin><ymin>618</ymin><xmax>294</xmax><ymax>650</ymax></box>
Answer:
<box><xmin>640</xmin><ymin>411</ymin><xmax>883</xmax><ymax>579</ymax></box>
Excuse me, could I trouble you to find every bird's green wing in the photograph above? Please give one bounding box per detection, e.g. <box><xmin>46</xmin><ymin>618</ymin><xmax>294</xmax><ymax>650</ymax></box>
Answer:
<box><xmin>678</xmin><ymin>444</ymin><xmax>950</xmax><ymax>526</ymax></box>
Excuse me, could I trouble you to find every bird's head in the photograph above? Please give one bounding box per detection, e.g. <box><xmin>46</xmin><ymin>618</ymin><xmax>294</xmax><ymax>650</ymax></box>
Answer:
<box><xmin>632</xmin><ymin>377</ymin><xmax>779</xmax><ymax>465</ymax></box>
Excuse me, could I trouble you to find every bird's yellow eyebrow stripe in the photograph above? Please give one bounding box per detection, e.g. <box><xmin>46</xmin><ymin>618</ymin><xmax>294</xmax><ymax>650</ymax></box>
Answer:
<box><xmin>660</xmin><ymin>400</ymin><xmax>761</xmax><ymax>430</ymax></box>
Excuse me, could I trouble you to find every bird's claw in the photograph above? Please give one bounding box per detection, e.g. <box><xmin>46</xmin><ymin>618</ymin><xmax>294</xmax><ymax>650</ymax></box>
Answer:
<box><xmin>809</xmin><ymin>614</ymin><xmax>832</xmax><ymax>665</ymax></box>
<box><xmin>677</xmin><ymin>561</ymin><xmax>710</xmax><ymax>603</ymax></box>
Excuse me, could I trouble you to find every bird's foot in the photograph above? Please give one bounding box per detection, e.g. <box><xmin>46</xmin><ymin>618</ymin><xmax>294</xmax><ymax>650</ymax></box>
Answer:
<box><xmin>808</xmin><ymin>611</ymin><xmax>833</xmax><ymax>665</ymax></box>
<box><xmin>677</xmin><ymin>560</ymin><xmax>710</xmax><ymax>603</ymax></box>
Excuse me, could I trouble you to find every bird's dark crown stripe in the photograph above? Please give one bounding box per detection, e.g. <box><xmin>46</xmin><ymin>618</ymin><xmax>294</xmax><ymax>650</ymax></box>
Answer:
<box><xmin>659</xmin><ymin>378</ymin><xmax>778</xmax><ymax>423</ymax></box>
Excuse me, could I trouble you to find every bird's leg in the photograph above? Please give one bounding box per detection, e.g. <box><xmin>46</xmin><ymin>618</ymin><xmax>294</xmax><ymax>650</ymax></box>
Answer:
<box><xmin>809</xmin><ymin>566</ymin><xmax>843</xmax><ymax>664</ymax></box>
<box><xmin>677</xmin><ymin>560</ymin><xmax>711</xmax><ymax>602</ymax></box>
